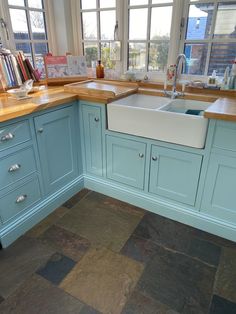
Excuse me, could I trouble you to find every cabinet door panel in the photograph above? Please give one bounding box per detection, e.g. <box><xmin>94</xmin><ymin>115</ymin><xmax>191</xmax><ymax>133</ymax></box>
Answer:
<box><xmin>149</xmin><ymin>146</ymin><xmax>202</xmax><ymax>206</ymax></box>
<box><xmin>106</xmin><ymin>135</ymin><xmax>146</xmax><ymax>189</ymax></box>
<box><xmin>35</xmin><ymin>106</ymin><xmax>77</xmax><ymax>194</ymax></box>
<box><xmin>201</xmin><ymin>153</ymin><xmax>236</xmax><ymax>223</ymax></box>
<box><xmin>81</xmin><ymin>104</ymin><xmax>103</xmax><ymax>176</ymax></box>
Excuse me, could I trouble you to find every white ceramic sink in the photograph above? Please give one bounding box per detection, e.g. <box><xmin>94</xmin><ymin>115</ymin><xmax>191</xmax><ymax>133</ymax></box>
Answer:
<box><xmin>107</xmin><ymin>94</ymin><xmax>212</xmax><ymax>148</ymax></box>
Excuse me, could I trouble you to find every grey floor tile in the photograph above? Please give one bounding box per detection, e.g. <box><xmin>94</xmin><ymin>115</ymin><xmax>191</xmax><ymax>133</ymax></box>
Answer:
<box><xmin>0</xmin><ymin>295</ymin><xmax>4</xmax><ymax>304</ymax></box>
<box><xmin>0</xmin><ymin>237</ymin><xmax>55</xmax><ymax>298</ymax></box>
<box><xmin>0</xmin><ymin>274</ymin><xmax>83</xmax><ymax>314</ymax></box>
<box><xmin>36</xmin><ymin>252</ymin><xmax>76</xmax><ymax>285</ymax></box>
<box><xmin>63</xmin><ymin>189</ymin><xmax>91</xmax><ymax>209</ymax></box>
<box><xmin>137</xmin><ymin>245</ymin><xmax>216</xmax><ymax>314</ymax></box>
<box><xmin>40</xmin><ymin>225</ymin><xmax>90</xmax><ymax>262</ymax></box>
<box><xmin>209</xmin><ymin>295</ymin><xmax>236</xmax><ymax>314</ymax></box>
<box><xmin>80</xmin><ymin>304</ymin><xmax>101</xmax><ymax>314</ymax></box>
<box><xmin>122</xmin><ymin>290</ymin><xmax>179</xmax><ymax>314</ymax></box>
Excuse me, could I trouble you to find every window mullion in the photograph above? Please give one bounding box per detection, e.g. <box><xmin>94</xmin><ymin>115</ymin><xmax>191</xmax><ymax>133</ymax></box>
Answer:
<box><xmin>145</xmin><ymin>1</ymin><xmax>152</xmax><ymax>72</ymax></box>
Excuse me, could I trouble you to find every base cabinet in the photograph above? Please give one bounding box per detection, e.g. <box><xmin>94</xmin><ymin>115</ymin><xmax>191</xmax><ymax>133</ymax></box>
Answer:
<box><xmin>149</xmin><ymin>145</ymin><xmax>202</xmax><ymax>206</ymax></box>
<box><xmin>35</xmin><ymin>106</ymin><xmax>78</xmax><ymax>195</ymax></box>
<box><xmin>81</xmin><ymin>104</ymin><xmax>103</xmax><ymax>176</ymax></box>
<box><xmin>106</xmin><ymin>135</ymin><xmax>146</xmax><ymax>189</ymax></box>
<box><xmin>201</xmin><ymin>153</ymin><xmax>236</xmax><ymax>223</ymax></box>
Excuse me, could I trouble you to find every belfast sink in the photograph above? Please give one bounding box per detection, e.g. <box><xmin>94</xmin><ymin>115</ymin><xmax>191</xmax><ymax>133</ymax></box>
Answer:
<box><xmin>107</xmin><ymin>94</ymin><xmax>212</xmax><ymax>148</ymax></box>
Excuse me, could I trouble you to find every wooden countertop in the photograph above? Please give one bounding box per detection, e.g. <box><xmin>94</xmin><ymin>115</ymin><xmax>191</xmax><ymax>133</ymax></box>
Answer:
<box><xmin>0</xmin><ymin>83</ymin><xmax>236</xmax><ymax>123</ymax></box>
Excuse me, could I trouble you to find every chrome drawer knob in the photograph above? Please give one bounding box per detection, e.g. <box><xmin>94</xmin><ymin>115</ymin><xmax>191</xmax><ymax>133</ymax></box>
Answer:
<box><xmin>1</xmin><ymin>132</ymin><xmax>14</xmax><ymax>142</ymax></box>
<box><xmin>94</xmin><ymin>117</ymin><xmax>99</xmax><ymax>122</ymax></box>
<box><xmin>139</xmin><ymin>153</ymin><xmax>144</xmax><ymax>158</ymax></box>
<box><xmin>16</xmin><ymin>194</ymin><xmax>27</xmax><ymax>204</ymax></box>
<box><xmin>152</xmin><ymin>156</ymin><xmax>158</xmax><ymax>161</ymax></box>
<box><xmin>8</xmin><ymin>164</ymin><xmax>21</xmax><ymax>172</ymax></box>
<box><xmin>38</xmin><ymin>128</ymin><xmax>44</xmax><ymax>133</ymax></box>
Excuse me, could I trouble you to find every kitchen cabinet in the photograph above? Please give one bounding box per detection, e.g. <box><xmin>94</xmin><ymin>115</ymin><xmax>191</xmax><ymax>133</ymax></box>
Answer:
<box><xmin>34</xmin><ymin>105</ymin><xmax>78</xmax><ymax>195</ymax></box>
<box><xmin>149</xmin><ymin>145</ymin><xmax>202</xmax><ymax>206</ymax></box>
<box><xmin>201</xmin><ymin>154</ymin><xmax>236</xmax><ymax>223</ymax></box>
<box><xmin>81</xmin><ymin>103</ymin><xmax>103</xmax><ymax>176</ymax></box>
<box><xmin>106</xmin><ymin>135</ymin><xmax>146</xmax><ymax>189</ymax></box>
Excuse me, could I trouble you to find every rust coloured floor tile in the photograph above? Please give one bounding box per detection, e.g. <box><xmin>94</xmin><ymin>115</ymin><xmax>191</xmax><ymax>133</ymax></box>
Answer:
<box><xmin>40</xmin><ymin>225</ymin><xmax>90</xmax><ymax>262</ymax></box>
<box><xmin>60</xmin><ymin>247</ymin><xmax>144</xmax><ymax>314</ymax></box>
<box><xmin>0</xmin><ymin>274</ymin><xmax>83</xmax><ymax>314</ymax></box>
<box><xmin>63</xmin><ymin>189</ymin><xmax>91</xmax><ymax>209</ymax></box>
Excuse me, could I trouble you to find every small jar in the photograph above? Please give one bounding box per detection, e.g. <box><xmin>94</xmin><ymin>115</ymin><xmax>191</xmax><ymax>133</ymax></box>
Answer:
<box><xmin>96</xmin><ymin>60</ymin><xmax>104</xmax><ymax>79</ymax></box>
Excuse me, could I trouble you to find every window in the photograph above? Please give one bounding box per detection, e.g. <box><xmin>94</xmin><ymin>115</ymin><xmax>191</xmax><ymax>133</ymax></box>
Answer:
<box><xmin>80</xmin><ymin>0</ymin><xmax>117</xmax><ymax>70</ymax></box>
<box><xmin>127</xmin><ymin>0</ymin><xmax>173</xmax><ymax>72</ymax></box>
<box><xmin>5</xmin><ymin>0</ymin><xmax>49</xmax><ymax>76</ymax></box>
<box><xmin>182</xmin><ymin>0</ymin><xmax>236</xmax><ymax>76</ymax></box>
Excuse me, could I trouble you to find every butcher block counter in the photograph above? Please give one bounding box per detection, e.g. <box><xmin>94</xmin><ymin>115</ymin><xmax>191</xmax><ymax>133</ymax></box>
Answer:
<box><xmin>0</xmin><ymin>79</ymin><xmax>235</xmax><ymax>123</ymax></box>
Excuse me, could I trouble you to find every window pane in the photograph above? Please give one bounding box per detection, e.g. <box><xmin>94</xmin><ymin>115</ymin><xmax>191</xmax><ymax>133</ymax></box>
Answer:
<box><xmin>15</xmin><ymin>42</ymin><xmax>32</xmax><ymax>62</ymax></box>
<box><xmin>128</xmin><ymin>42</ymin><xmax>146</xmax><ymax>70</ymax></box>
<box><xmin>148</xmin><ymin>42</ymin><xmax>169</xmax><ymax>71</ymax></box>
<box><xmin>184</xmin><ymin>43</ymin><xmax>208</xmax><ymax>75</ymax></box>
<box><xmin>81</xmin><ymin>0</ymin><xmax>96</xmax><ymax>10</ymax></box>
<box><xmin>34</xmin><ymin>42</ymin><xmax>48</xmax><ymax>54</ymax></box>
<box><xmin>10</xmin><ymin>9</ymin><xmax>29</xmax><ymax>39</ymax></box>
<box><xmin>186</xmin><ymin>3</ymin><xmax>214</xmax><ymax>40</ymax></box>
<box><xmin>8</xmin><ymin>0</ymin><xmax>25</xmax><ymax>6</ymax></box>
<box><xmin>28</xmin><ymin>0</ymin><xmax>43</xmax><ymax>9</ymax></box>
<box><xmin>214</xmin><ymin>2</ymin><xmax>236</xmax><ymax>38</ymax></box>
<box><xmin>100</xmin><ymin>10</ymin><xmax>116</xmax><ymax>40</ymax></box>
<box><xmin>84</xmin><ymin>43</ymin><xmax>98</xmax><ymax>67</ymax></box>
<box><xmin>100</xmin><ymin>0</ymin><xmax>115</xmax><ymax>8</ymax></box>
<box><xmin>101</xmin><ymin>42</ymin><xmax>115</xmax><ymax>69</ymax></box>
<box><xmin>208</xmin><ymin>43</ymin><xmax>236</xmax><ymax>76</ymax></box>
<box><xmin>152</xmin><ymin>0</ymin><xmax>173</xmax><ymax>4</ymax></box>
<box><xmin>30</xmin><ymin>11</ymin><xmax>46</xmax><ymax>40</ymax></box>
<box><xmin>82</xmin><ymin>12</ymin><xmax>97</xmax><ymax>39</ymax></box>
<box><xmin>150</xmin><ymin>6</ymin><xmax>172</xmax><ymax>40</ymax></box>
<box><xmin>129</xmin><ymin>0</ymin><xmax>148</xmax><ymax>5</ymax></box>
<box><xmin>129</xmin><ymin>9</ymin><xmax>148</xmax><ymax>40</ymax></box>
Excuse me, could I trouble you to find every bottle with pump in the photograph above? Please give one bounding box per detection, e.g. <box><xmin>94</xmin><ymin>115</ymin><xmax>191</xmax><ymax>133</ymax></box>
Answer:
<box><xmin>228</xmin><ymin>59</ymin><xmax>236</xmax><ymax>90</ymax></box>
<box><xmin>96</xmin><ymin>60</ymin><xmax>104</xmax><ymax>79</ymax></box>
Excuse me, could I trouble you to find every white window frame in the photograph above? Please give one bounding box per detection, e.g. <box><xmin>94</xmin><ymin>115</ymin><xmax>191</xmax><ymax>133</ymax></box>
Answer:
<box><xmin>0</xmin><ymin>0</ymin><xmax>57</xmax><ymax>63</ymax></box>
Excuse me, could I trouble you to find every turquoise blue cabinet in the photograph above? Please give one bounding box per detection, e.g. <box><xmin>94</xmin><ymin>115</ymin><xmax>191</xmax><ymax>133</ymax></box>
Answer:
<box><xmin>106</xmin><ymin>135</ymin><xmax>146</xmax><ymax>189</ymax></box>
<box><xmin>149</xmin><ymin>145</ymin><xmax>202</xmax><ymax>206</ymax></box>
<box><xmin>34</xmin><ymin>106</ymin><xmax>78</xmax><ymax>195</ymax></box>
<box><xmin>201</xmin><ymin>153</ymin><xmax>236</xmax><ymax>223</ymax></box>
<box><xmin>81</xmin><ymin>103</ymin><xmax>103</xmax><ymax>176</ymax></box>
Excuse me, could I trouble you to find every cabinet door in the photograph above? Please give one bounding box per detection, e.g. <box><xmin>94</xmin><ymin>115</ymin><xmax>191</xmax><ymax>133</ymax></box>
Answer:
<box><xmin>81</xmin><ymin>104</ymin><xmax>103</xmax><ymax>176</ymax></box>
<box><xmin>35</xmin><ymin>106</ymin><xmax>77</xmax><ymax>195</ymax></box>
<box><xmin>149</xmin><ymin>146</ymin><xmax>202</xmax><ymax>206</ymax></box>
<box><xmin>106</xmin><ymin>135</ymin><xmax>146</xmax><ymax>189</ymax></box>
<box><xmin>201</xmin><ymin>153</ymin><xmax>236</xmax><ymax>223</ymax></box>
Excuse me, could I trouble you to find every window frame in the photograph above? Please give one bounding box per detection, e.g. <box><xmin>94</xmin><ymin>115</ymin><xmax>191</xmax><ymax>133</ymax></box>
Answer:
<box><xmin>0</xmin><ymin>0</ymin><xmax>57</xmax><ymax>66</ymax></box>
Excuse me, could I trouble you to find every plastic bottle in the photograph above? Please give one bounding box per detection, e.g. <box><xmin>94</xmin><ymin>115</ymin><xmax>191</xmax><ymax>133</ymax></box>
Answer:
<box><xmin>96</xmin><ymin>60</ymin><xmax>104</xmax><ymax>79</ymax></box>
<box><xmin>208</xmin><ymin>70</ymin><xmax>217</xmax><ymax>86</ymax></box>
<box><xmin>228</xmin><ymin>59</ymin><xmax>236</xmax><ymax>90</ymax></box>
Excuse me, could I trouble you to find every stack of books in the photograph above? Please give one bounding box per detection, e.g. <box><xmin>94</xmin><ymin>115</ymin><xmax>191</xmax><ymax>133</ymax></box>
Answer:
<box><xmin>0</xmin><ymin>48</ymin><xmax>41</xmax><ymax>90</ymax></box>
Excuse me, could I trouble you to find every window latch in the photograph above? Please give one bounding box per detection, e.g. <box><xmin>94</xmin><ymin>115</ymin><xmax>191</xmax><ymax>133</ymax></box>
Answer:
<box><xmin>0</xmin><ymin>18</ymin><xmax>9</xmax><ymax>40</ymax></box>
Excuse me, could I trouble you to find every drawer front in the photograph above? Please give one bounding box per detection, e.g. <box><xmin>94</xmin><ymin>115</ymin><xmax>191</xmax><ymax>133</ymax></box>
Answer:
<box><xmin>0</xmin><ymin>177</ymin><xmax>41</xmax><ymax>223</ymax></box>
<box><xmin>213</xmin><ymin>121</ymin><xmax>236</xmax><ymax>153</ymax></box>
<box><xmin>0</xmin><ymin>146</ymin><xmax>37</xmax><ymax>190</ymax></box>
<box><xmin>106</xmin><ymin>135</ymin><xmax>146</xmax><ymax>189</ymax></box>
<box><xmin>0</xmin><ymin>120</ymin><xmax>31</xmax><ymax>152</ymax></box>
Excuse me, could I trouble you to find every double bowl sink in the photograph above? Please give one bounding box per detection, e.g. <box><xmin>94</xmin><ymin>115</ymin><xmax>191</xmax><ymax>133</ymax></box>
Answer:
<box><xmin>107</xmin><ymin>94</ymin><xmax>212</xmax><ymax>148</ymax></box>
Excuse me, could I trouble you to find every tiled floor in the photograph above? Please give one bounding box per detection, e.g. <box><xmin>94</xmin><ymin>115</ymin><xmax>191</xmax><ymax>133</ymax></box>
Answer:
<box><xmin>0</xmin><ymin>189</ymin><xmax>236</xmax><ymax>314</ymax></box>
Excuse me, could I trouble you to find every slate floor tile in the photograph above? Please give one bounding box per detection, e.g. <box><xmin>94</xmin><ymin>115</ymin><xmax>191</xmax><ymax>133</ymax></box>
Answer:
<box><xmin>80</xmin><ymin>304</ymin><xmax>102</xmax><ymax>314</ymax></box>
<box><xmin>25</xmin><ymin>206</ymin><xmax>69</xmax><ymax>238</ymax></box>
<box><xmin>121</xmin><ymin>290</ymin><xmax>179</xmax><ymax>314</ymax></box>
<box><xmin>57</xmin><ymin>192</ymin><xmax>144</xmax><ymax>252</ymax></box>
<box><xmin>0</xmin><ymin>274</ymin><xmax>83</xmax><ymax>314</ymax></box>
<box><xmin>137</xmin><ymin>245</ymin><xmax>216</xmax><ymax>314</ymax></box>
<box><xmin>209</xmin><ymin>295</ymin><xmax>236</xmax><ymax>314</ymax></box>
<box><xmin>60</xmin><ymin>247</ymin><xmax>144</xmax><ymax>314</ymax></box>
<box><xmin>63</xmin><ymin>189</ymin><xmax>91</xmax><ymax>209</ymax></box>
<box><xmin>0</xmin><ymin>237</ymin><xmax>55</xmax><ymax>298</ymax></box>
<box><xmin>37</xmin><ymin>252</ymin><xmax>76</xmax><ymax>285</ymax></box>
<box><xmin>214</xmin><ymin>247</ymin><xmax>236</xmax><ymax>302</ymax></box>
<box><xmin>134</xmin><ymin>213</ymin><xmax>221</xmax><ymax>267</ymax></box>
<box><xmin>0</xmin><ymin>295</ymin><xmax>4</xmax><ymax>304</ymax></box>
<box><xmin>40</xmin><ymin>225</ymin><xmax>90</xmax><ymax>262</ymax></box>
